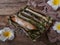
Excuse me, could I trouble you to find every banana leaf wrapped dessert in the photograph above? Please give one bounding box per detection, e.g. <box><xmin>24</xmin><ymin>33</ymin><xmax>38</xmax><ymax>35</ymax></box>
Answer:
<box><xmin>9</xmin><ymin>6</ymin><xmax>53</xmax><ymax>41</ymax></box>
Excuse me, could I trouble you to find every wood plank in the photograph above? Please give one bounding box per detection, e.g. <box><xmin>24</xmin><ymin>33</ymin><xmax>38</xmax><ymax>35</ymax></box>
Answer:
<box><xmin>0</xmin><ymin>0</ymin><xmax>27</xmax><ymax>15</ymax></box>
<box><xmin>0</xmin><ymin>0</ymin><xmax>27</xmax><ymax>3</ymax></box>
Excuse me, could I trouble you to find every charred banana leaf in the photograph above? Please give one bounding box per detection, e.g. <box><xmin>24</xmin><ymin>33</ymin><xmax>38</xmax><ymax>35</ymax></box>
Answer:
<box><xmin>10</xmin><ymin>15</ymin><xmax>37</xmax><ymax>31</ymax></box>
<box><xmin>9</xmin><ymin>6</ymin><xmax>53</xmax><ymax>41</ymax></box>
<box><xmin>9</xmin><ymin>16</ymin><xmax>41</xmax><ymax>41</ymax></box>
<box><xmin>17</xmin><ymin>6</ymin><xmax>53</xmax><ymax>31</ymax></box>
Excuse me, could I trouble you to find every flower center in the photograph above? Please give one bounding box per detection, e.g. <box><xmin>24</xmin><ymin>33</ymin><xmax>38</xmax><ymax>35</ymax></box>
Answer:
<box><xmin>3</xmin><ymin>31</ymin><xmax>11</xmax><ymax>37</ymax></box>
<box><xmin>56</xmin><ymin>24</ymin><xmax>60</xmax><ymax>30</ymax></box>
<box><xmin>53</xmin><ymin>0</ymin><xmax>60</xmax><ymax>5</ymax></box>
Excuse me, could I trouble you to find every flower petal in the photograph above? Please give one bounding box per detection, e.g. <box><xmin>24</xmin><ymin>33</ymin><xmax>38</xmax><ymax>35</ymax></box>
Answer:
<box><xmin>0</xmin><ymin>30</ymin><xmax>3</xmax><ymax>34</ymax></box>
<box><xmin>57</xmin><ymin>30</ymin><xmax>60</xmax><ymax>33</ymax></box>
<box><xmin>53</xmin><ymin>26</ymin><xmax>57</xmax><ymax>30</ymax></box>
<box><xmin>0</xmin><ymin>35</ymin><xmax>7</xmax><ymax>41</ymax></box>
<box><xmin>8</xmin><ymin>33</ymin><xmax>14</xmax><ymax>40</ymax></box>
<box><xmin>47</xmin><ymin>0</ymin><xmax>59</xmax><ymax>10</ymax></box>
<box><xmin>51</xmin><ymin>5</ymin><xmax>59</xmax><ymax>10</ymax></box>
<box><xmin>0</xmin><ymin>27</ymin><xmax>14</xmax><ymax>41</ymax></box>
<box><xmin>47</xmin><ymin>0</ymin><xmax>53</xmax><ymax>6</ymax></box>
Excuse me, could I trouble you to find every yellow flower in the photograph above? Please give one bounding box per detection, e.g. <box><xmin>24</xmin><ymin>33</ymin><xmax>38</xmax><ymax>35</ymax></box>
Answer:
<box><xmin>53</xmin><ymin>22</ymin><xmax>60</xmax><ymax>33</ymax></box>
<box><xmin>3</xmin><ymin>31</ymin><xmax>11</xmax><ymax>37</ymax></box>
<box><xmin>0</xmin><ymin>27</ymin><xmax>14</xmax><ymax>41</ymax></box>
<box><xmin>56</xmin><ymin>23</ymin><xmax>60</xmax><ymax>30</ymax></box>
<box><xmin>53</xmin><ymin>0</ymin><xmax>60</xmax><ymax>5</ymax></box>
<box><xmin>47</xmin><ymin>0</ymin><xmax>60</xmax><ymax>10</ymax></box>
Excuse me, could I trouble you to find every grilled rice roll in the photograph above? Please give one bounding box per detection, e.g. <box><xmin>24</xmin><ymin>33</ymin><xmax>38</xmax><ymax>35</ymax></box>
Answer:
<box><xmin>9</xmin><ymin>19</ymin><xmax>41</xmax><ymax>41</ymax></box>
<box><xmin>9</xmin><ymin>6</ymin><xmax>54</xmax><ymax>41</ymax></box>
<box><xmin>17</xmin><ymin>12</ymin><xmax>46</xmax><ymax>30</ymax></box>
<box><xmin>10</xmin><ymin>15</ymin><xmax>36</xmax><ymax>30</ymax></box>
<box><xmin>17</xmin><ymin>6</ymin><xmax>53</xmax><ymax>31</ymax></box>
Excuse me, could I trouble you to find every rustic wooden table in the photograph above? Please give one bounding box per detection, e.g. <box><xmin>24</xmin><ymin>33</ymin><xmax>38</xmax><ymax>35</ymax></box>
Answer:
<box><xmin>0</xmin><ymin>0</ymin><xmax>60</xmax><ymax>45</ymax></box>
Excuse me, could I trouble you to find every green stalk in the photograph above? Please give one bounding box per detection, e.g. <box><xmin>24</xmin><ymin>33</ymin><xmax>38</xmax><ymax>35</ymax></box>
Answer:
<box><xmin>24</xmin><ymin>7</ymin><xmax>48</xmax><ymax>22</ymax></box>
<box><xmin>21</xmin><ymin>11</ymin><xmax>41</xmax><ymax>23</ymax></box>
<box><xmin>18</xmin><ymin>11</ymin><xmax>46</xmax><ymax>28</ymax></box>
<box><xmin>9</xmin><ymin>18</ymin><xmax>41</xmax><ymax>41</ymax></box>
<box><xmin>17</xmin><ymin>13</ymin><xmax>46</xmax><ymax>31</ymax></box>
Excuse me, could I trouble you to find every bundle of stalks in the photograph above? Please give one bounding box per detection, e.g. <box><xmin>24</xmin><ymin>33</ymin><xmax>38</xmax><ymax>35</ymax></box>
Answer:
<box><xmin>9</xmin><ymin>6</ymin><xmax>53</xmax><ymax>41</ymax></box>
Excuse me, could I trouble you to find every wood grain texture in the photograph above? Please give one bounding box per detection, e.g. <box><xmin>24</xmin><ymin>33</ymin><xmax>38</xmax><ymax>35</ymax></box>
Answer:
<box><xmin>0</xmin><ymin>0</ymin><xmax>60</xmax><ymax>45</ymax></box>
<box><xmin>0</xmin><ymin>0</ymin><xmax>27</xmax><ymax>15</ymax></box>
<box><xmin>0</xmin><ymin>16</ymin><xmax>57</xmax><ymax>45</ymax></box>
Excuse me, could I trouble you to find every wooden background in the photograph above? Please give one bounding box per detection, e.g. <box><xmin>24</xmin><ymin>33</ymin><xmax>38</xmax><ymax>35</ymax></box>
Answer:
<box><xmin>0</xmin><ymin>0</ymin><xmax>27</xmax><ymax>15</ymax></box>
<box><xmin>0</xmin><ymin>0</ymin><xmax>60</xmax><ymax>45</ymax></box>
